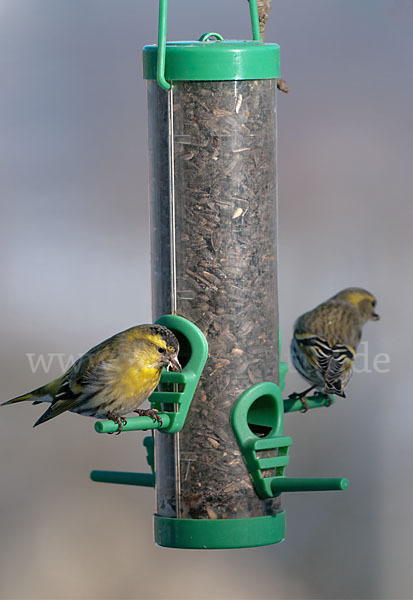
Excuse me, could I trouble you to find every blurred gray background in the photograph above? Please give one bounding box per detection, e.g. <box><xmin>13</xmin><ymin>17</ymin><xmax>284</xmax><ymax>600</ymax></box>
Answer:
<box><xmin>0</xmin><ymin>1</ymin><xmax>412</xmax><ymax>598</ymax></box>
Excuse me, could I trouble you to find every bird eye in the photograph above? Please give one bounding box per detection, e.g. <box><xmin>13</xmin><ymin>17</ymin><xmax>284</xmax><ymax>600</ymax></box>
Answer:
<box><xmin>158</xmin><ymin>347</ymin><xmax>166</xmax><ymax>354</ymax></box>
<box><xmin>372</xmin><ymin>300</ymin><xmax>376</xmax><ymax>307</ymax></box>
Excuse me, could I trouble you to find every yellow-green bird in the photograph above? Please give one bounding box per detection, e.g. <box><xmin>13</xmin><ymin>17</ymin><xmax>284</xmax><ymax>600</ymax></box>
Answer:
<box><xmin>290</xmin><ymin>288</ymin><xmax>379</xmax><ymax>411</ymax></box>
<box><xmin>2</xmin><ymin>324</ymin><xmax>181</xmax><ymax>432</ymax></box>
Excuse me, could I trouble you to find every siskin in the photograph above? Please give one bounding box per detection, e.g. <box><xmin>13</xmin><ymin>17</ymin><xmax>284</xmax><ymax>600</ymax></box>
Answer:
<box><xmin>290</xmin><ymin>287</ymin><xmax>379</xmax><ymax>411</ymax></box>
<box><xmin>2</xmin><ymin>324</ymin><xmax>181</xmax><ymax>433</ymax></box>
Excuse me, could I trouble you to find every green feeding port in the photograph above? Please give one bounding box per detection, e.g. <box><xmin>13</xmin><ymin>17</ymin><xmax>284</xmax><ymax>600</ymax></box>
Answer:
<box><xmin>94</xmin><ymin>315</ymin><xmax>208</xmax><ymax>434</ymax></box>
<box><xmin>232</xmin><ymin>382</ymin><xmax>348</xmax><ymax>498</ymax></box>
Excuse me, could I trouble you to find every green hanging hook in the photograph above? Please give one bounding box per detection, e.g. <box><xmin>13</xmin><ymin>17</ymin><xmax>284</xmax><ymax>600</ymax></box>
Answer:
<box><xmin>249</xmin><ymin>0</ymin><xmax>262</xmax><ymax>41</ymax></box>
<box><xmin>156</xmin><ymin>0</ymin><xmax>262</xmax><ymax>90</ymax></box>
<box><xmin>157</xmin><ymin>0</ymin><xmax>170</xmax><ymax>90</ymax></box>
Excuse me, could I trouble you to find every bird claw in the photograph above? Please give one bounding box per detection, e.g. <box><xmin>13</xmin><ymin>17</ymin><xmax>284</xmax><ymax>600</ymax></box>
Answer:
<box><xmin>289</xmin><ymin>386</ymin><xmax>316</xmax><ymax>413</ymax></box>
<box><xmin>134</xmin><ymin>408</ymin><xmax>163</xmax><ymax>426</ymax></box>
<box><xmin>288</xmin><ymin>391</ymin><xmax>309</xmax><ymax>412</ymax></box>
<box><xmin>300</xmin><ymin>397</ymin><xmax>309</xmax><ymax>413</ymax></box>
<box><xmin>106</xmin><ymin>414</ymin><xmax>127</xmax><ymax>434</ymax></box>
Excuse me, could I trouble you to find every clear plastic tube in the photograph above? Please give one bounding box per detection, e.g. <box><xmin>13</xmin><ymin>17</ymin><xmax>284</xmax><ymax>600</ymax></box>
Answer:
<box><xmin>148</xmin><ymin>79</ymin><xmax>280</xmax><ymax>519</ymax></box>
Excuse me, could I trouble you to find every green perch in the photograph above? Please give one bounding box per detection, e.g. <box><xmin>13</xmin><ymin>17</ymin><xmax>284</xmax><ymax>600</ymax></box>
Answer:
<box><xmin>271</xmin><ymin>477</ymin><xmax>349</xmax><ymax>494</ymax></box>
<box><xmin>283</xmin><ymin>393</ymin><xmax>334</xmax><ymax>413</ymax></box>
<box><xmin>90</xmin><ymin>470</ymin><xmax>155</xmax><ymax>487</ymax></box>
<box><xmin>94</xmin><ymin>413</ymin><xmax>170</xmax><ymax>434</ymax></box>
<box><xmin>90</xmin><ymin>436</ymin><xmax>155</xmax><ymax>487</ymax></box>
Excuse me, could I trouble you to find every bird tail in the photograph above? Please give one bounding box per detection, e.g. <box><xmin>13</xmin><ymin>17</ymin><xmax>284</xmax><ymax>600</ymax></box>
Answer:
<box><xmin>324</xmin><ymin>382</ymin><xmax>346</xmax><ymax>398</ymax></box>
<box><xmin>33</xmin><ymin>396</ymin><xmax>79</xmax><ymax>427</ymax></box>
<box><xmin>2</xmin><ymin>378</ymin><xmax>61</xmax><ymax>407</ymax></box>
<box><xmin>2</xmin><ymin>391</ymin><xmax>35</xmax><ymax>405</ymax></box>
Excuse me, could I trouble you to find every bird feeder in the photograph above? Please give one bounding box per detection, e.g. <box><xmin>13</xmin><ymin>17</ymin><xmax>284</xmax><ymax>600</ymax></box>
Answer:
<box><xmin>91</xmin><ymin>0</ymin><xmax>348</xmax><ymax>549</ymax></box>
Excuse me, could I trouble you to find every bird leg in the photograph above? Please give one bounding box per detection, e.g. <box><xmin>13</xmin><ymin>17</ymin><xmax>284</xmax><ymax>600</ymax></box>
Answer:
<box><xmin>106</xmin><ymin>413</ymin><xmax>128</xmax><ymax>435</ymax></box>
<box><xmin>288</xmin><ymin>386</ymin><xmax>316</xmax><ymax>413</ymax></box>
<box><xmin>135</xmin><ymin>408</ymin><xmax>163</xmax><ymax>426</ymax></box>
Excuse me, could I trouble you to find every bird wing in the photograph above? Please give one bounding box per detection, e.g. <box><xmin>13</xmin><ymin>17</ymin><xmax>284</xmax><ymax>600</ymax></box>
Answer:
<box><xmin>32</xmin><ymin>380</ymin><xmax>82</xmax><ymax>426</ymax></box>
<box><xmin>33</xmin><ymin>349</ymin><xmax>107</xmax><ymax>427</ymax></box>
<box><xmin>323</xmin><ymin>344</ymin><xmax>355</xmax><ymax>396</ymax></box>
<box><xmin>293</xmin><ymin>333</ymin><xmax>355</xmax><ymax>396</ymax></box>
<box><xmin>293</xmin><ymin>333</ymin><xmax>333</xmax><ymax>377</ymax></box>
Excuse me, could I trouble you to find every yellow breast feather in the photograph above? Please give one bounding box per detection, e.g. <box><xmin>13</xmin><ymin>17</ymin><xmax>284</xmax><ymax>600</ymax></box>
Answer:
<box><xmin>113</xmin><ymin>363</ymin><xmax>161</xmax><ymax>399</ymax></box>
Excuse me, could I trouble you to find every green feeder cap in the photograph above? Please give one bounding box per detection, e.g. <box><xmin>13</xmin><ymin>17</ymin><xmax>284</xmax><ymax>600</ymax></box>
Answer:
<box><xmin>143</xmin><ymin>35</ymin><xmax>281</xmax><ymax>83</ymax></box>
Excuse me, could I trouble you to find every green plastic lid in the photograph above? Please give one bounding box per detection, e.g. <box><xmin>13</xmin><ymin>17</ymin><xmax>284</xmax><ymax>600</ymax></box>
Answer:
<box><xmin>142</xmin><ymin>36</ymin><xmax>281</xmax><ymax>83</ymax></box>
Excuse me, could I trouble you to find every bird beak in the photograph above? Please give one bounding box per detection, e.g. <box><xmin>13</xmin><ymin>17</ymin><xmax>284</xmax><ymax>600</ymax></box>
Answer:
<box><xmin>168</xmin><ymin>355</ymin><xmax>182</xmax><ymax>372</ymax></box>
<box><xmin>372</xmin><ymin>312</ymin><xmax>380</xmax><ymax>321</ymax></box>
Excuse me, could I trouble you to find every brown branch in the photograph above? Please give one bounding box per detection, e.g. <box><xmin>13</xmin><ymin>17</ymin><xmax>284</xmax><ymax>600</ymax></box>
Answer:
<box><xmin>257</xmin><ymin>0</ymin><xmax>272</xmax><ymax>39</ymax></box>
<box><xmin>277</xmin><ymin>79</ymin><xmax>290</xmax><ymax>94</ymax></box>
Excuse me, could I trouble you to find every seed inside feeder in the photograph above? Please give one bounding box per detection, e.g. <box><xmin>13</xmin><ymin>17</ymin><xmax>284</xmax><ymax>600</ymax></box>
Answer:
<box><xmin>149</xmin><ymin>79</ymin><xmax>280</xmax><ymax>519</ymax></box>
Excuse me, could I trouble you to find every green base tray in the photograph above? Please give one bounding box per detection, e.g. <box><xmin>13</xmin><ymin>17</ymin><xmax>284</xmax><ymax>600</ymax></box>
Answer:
<box><xmin>154</xmin><ymin>512</ymin><xmax>285</xmax><ymax>549</ymax></box>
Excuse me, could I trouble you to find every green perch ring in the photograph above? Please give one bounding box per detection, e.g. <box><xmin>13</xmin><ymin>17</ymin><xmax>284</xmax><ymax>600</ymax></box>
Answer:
<box><xmin>231</xmin><ymin>382</ymin><xmax>349</xmax><ymax>498</ymax></box>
